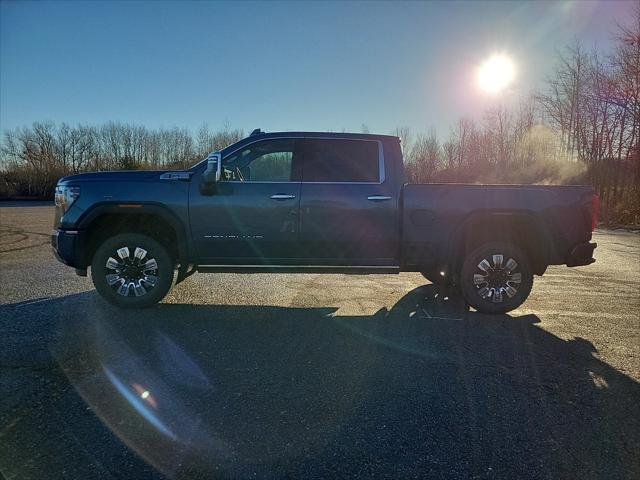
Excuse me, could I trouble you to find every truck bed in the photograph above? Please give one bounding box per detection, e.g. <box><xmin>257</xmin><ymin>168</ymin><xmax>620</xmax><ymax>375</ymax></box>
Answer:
<box><xmin>401</xmin><ymin>183</ymin><xmax>595</xmax><ymax>271</ymax></box>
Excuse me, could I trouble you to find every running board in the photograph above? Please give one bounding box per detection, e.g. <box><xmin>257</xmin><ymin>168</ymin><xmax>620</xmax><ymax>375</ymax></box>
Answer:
<box><xmin>196</xmin><ymin>265</ymin><xmax>401</xmax><ymax>274</ymax></box>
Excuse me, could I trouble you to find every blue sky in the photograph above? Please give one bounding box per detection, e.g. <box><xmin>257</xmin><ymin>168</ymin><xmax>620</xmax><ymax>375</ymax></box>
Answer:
<box><xmin>0</xmin><ymin>0</ymin><xmax>635</xmax><ymax>137</ymax></box>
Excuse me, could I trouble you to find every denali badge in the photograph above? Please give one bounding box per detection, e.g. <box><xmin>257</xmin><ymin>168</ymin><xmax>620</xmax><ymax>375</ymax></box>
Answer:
<box><xmin>204</xmin><ymin>234</ymin><xmax>264</xmax><ymax>239</ymax></box>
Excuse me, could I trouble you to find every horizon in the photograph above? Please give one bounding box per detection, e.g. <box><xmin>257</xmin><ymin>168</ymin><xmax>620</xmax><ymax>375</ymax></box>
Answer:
<box><xmin>1</xmin><ymin>0</ymin><xmax>636</xmax><ymax>138</ymax></box>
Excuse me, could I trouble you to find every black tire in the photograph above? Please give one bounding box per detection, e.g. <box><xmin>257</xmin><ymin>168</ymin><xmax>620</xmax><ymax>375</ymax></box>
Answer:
<box><xmin>91</xmin><ymin>233</ymin><xmax>175</xmax><ymax>308</ymax></box>
<box><xmin>459</xmin><ymin>241</ymin><xmax>533</xmax><ymax>314</ymax></box>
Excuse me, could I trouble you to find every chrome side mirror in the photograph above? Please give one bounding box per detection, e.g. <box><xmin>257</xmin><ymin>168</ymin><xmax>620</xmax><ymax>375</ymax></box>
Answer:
<box><xmin>200</xmin><ymin>152</ymin><xmax>221</xmax><ymax>195</ymax></box>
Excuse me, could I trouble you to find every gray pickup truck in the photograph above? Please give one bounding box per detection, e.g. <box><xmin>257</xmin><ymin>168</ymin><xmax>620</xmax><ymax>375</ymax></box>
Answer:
<box><xmin>52</xmin><ymin>130</ymin><xmax>598</xmax><ymax>313</ymax></box>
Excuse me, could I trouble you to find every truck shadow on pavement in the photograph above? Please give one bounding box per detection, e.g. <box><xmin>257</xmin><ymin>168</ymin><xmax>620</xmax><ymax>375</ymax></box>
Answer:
<box><xmin>1</xmin><ymin>285</ymin><xmax>639</xmax><ymax>479</ymax></box>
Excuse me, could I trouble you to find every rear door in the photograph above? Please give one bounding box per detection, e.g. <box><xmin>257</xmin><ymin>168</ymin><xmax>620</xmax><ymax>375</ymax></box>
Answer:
<box><xmin>298</xmin><ymin>137</ymin><xmax>399</xmax><ymax>265</ymax></box>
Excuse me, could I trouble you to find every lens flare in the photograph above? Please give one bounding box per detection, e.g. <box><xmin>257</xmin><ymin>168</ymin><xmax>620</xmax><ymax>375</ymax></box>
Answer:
<box><xmin>477</xmin><ymin>54</ymin><xmax>515</xmax><ymax>93</ymax></box>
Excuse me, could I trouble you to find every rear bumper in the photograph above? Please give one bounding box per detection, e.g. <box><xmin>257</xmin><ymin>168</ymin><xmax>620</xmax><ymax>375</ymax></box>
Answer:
<box><xmin>51</xmin><ymin>229</ymin><xmax>84</xmax><ymax>268</ymax></box>
<box><xmin>566</xmin><ymin>242</ymin><xmax>597</xmax><ymax>267</ymax></box>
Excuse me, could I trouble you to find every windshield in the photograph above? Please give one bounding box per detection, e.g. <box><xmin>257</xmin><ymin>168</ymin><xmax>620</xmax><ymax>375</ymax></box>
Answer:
<box><xmin>190</xmin><ymin>135</ymin><xmax>245</xmax><ymax>170</ymax></box>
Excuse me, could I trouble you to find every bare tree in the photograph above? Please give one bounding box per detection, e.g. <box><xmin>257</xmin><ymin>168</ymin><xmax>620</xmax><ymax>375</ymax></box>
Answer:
<box><xmin>407</xmin><ymin>130</ymin><xmax>441</xmax><ymax>183</ymax></box>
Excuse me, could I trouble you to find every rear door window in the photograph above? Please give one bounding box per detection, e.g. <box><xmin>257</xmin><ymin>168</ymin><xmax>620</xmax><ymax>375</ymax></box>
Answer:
<box><xmin>302</xmin><ymin>139</ymin><xmax>380</xmax><ymax>183</ymax></box>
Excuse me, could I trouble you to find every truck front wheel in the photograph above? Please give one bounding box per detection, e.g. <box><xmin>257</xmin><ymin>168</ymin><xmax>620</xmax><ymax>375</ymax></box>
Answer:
<box><xmin>91</xmin><ymin>233</ymin><xmax>175</xmax><ymax>308</ymax></box>
<box><xmin>459</xmin><ymin>241</ymin><xmax>533</xmax><ymax>314</ymax></box>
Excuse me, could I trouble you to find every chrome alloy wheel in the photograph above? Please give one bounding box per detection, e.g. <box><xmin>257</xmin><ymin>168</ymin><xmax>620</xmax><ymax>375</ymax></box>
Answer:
<box><xmin>105</xmin><ymin>246</ymin><xmax>158</xmax><ymax>297</ymax></box>
<box><xmin>473</xmin><ymin>254</ymin><xmax>522</xmax><ymax>303</ymax></box>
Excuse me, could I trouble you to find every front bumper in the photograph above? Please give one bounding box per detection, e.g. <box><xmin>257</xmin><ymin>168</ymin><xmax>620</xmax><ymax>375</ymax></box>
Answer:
<box><xmin>51</xmin><ymin>229</ymin><xmax>83</xmax><ymax>268</ymax></box>
<box><xmin>566</xmin><ymin>242</ymin><xmax>597</xmax><ymax>267</ymax></box>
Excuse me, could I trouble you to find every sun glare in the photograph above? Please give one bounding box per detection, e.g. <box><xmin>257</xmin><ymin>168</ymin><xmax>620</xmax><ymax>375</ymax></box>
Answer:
<box><xmin>477</xmin><ymin>54</ymin><xmax>515</xmax><ymax>93</ymax></box>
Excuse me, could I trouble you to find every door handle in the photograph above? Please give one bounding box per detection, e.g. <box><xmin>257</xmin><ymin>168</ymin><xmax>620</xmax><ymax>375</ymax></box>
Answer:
<box><xmin>270</xmin><ymin>194</ymin><xmax>296</xmax><ymax>200</ymax></box>
<box><xmin>367</xmin><ymin>195</ymin><xmax>392</xmax><ymax>201</ymax></box>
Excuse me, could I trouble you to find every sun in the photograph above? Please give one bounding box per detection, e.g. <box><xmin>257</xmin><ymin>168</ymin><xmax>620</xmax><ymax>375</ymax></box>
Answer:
<box><xmin>477</xmin><ymin>54</ymin><xmax>515</xmax><ymax>93</ymax></box>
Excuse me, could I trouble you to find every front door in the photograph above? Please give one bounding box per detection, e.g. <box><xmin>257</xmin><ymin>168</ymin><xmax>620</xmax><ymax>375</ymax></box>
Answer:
<box><xmin>189</xmin><ymin>138</ymin><xmax>302</xmax><ymax>264</ymax></box>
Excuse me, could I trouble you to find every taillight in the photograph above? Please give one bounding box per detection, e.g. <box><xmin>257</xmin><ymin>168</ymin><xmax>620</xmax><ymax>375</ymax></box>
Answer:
<box><xmin>591</xmin><ymin>194</ymin><xmax>600</xmax><ymax>231</ymax></box>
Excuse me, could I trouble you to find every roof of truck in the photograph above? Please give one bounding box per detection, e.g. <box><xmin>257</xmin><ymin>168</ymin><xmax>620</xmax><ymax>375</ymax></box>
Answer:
<box><xmin>244</xmin><ymin>130</ymin><xmax>401</xmax><ymax>142</ymax></box>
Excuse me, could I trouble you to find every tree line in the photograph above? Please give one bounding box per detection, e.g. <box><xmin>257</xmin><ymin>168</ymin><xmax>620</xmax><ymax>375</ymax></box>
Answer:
<box><xmin>1</xmin><ymin>12</ymin><xmax>638</xmax><ymax>225</ymax></box>
<box><xmin>400</xmin><ymin>14</ymin><xmax>638</xmax><ymax>226</ymax></box>
<box><xmin>0</xmin><ymin>122</ymin><xmax>244</xmax><ymax>199</ymax></box>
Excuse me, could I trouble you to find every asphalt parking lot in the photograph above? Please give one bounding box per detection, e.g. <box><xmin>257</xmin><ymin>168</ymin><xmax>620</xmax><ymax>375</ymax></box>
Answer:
<box><xmin>1</xmin><ymin>203</ymin><xmax>639</xmax><ymax>479</ymax></box>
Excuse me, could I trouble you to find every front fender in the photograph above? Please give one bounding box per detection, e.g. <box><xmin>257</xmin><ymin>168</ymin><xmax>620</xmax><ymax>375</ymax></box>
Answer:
<box><xmin>77</xmin><ymin>202</ymin><xmax>191</xmax><ymax>261</ymax></box>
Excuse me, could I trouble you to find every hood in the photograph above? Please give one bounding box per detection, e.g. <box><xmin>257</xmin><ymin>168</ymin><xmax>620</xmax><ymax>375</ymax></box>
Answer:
<box><xmin>57</xmin><ymin>170</ymin><xmax>170</xmax><ymax>184</ymax></box>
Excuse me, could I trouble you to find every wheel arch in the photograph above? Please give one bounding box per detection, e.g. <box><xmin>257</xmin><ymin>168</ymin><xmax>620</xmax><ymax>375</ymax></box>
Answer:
<box><xmin>446</xmin><ymin>210</ymin><xmax>553</xmax><ymax>276</ymax></box>
<box><xmin>77</xmin><ymin>203</ymin><xmax>190</xmax><ymax>268</ymax></box>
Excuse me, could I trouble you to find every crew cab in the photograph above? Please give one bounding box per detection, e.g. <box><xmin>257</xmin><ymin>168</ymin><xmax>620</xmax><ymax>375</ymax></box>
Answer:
<box><xmin>52</xmin><ymin>130</ymin><xmax>598</xmax><ymax>313</ymax></box>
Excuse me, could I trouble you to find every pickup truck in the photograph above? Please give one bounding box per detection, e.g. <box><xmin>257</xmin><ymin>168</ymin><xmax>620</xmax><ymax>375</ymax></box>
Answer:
<box><xmin>52</xmin><ymin>130</ymin><xmax>598</xmax><ymax>313</ymax></box>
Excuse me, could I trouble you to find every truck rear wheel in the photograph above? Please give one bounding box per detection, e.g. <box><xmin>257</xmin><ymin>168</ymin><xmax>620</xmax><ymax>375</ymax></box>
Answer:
<box><xmin>91</xmin><ymin>233</ymin><xmax>175</xmax><ymax>308</ymax></box>
<box><xmin>459</xmin><ymin>241</ymin><xmax>533</xmax><ymax>314</ymax></box>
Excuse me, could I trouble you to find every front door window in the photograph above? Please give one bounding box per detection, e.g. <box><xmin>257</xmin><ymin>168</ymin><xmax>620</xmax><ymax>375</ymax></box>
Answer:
<box><xmin>222</xmin><ymin>139</ymin><xmax>298</xmax><ymax>182</ymax></box>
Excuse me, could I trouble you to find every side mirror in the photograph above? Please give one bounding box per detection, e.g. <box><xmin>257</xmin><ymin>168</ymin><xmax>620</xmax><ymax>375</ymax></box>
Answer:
<box><xmin>200</xmin><ymin>152</ymin><xmax>221</xmax><ymax>195</ymax></box>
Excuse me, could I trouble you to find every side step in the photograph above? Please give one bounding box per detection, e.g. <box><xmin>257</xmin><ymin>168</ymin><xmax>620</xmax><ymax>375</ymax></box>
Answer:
<box><xmin>196</xmin><ymin>265</ymin><xmax>401</xmax><ymax>274</ymax></box>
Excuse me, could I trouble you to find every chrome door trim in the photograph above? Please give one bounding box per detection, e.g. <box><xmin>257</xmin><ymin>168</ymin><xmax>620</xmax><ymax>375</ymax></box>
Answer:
<box><xmin>218</xmin><ymin>136</ymin><xmax>385</xmax><ymax>185</ymax></box>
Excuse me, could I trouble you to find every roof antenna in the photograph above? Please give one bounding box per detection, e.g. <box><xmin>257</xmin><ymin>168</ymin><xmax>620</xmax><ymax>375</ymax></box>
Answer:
<box><xmin>250</xmin><ymin>128</ymin><xmax>262</xmax><ymax>136</ymax></box>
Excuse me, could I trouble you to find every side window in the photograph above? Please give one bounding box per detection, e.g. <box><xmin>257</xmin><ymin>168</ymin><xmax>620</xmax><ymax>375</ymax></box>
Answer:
<box><xmin>250</xmin><ymin>151</ymin><xmax>292</xmax><ymax>182</ymax></box>
<box><xmin>222</xmin><ymin>139</ymin><xmax>297</xmax><ymax>182</ymax></box>
<box><xmin>302</xmin><ymin>139</ymin><xmax>380</xmax><ymax>183</ymax></box>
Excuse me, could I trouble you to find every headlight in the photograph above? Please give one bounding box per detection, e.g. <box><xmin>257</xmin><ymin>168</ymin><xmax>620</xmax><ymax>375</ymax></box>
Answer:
<box><xmin>54</xmin><ymin>185</ymin><xmax>80</xmax><ymax>212</ymax></box>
